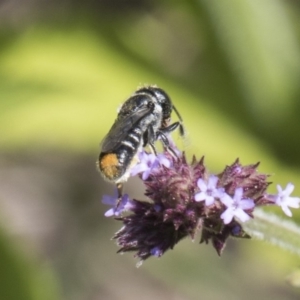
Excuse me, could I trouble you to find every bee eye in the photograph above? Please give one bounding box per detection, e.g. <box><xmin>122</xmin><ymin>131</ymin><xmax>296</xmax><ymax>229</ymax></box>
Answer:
<box><xmin>147</xmin><ymin>101</ymin><xmax>155</xmax><ymax>109</ymax></box>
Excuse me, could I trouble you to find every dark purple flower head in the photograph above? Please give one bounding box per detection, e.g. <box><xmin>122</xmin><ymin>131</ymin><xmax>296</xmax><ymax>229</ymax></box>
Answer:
<box><xmin>114</xmin><ymin>200</ymin><xmax>188</xmax><ymax>260</ymax></box>
<box><xmin>102</xmin><ymin>146</ymin><xmax>300</xmax><ymax>262</ymax></box>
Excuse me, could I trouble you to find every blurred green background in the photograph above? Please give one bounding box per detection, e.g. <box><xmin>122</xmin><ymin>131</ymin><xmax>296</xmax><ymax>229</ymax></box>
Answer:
<box><xmin>1</xmin><ymin>0</ymin><xmax>300</xmax><ymax>299</ymax></box>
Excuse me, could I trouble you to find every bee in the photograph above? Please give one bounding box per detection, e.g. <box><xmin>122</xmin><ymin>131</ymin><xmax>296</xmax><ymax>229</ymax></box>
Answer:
<box><xmin>98</xmin><ymin>85</ymin><xmax>184</xmax><ymax>202</ymax></box>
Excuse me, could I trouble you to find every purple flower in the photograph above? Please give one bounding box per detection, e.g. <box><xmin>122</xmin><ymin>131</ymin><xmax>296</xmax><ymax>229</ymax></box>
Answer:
<box><xmin>102</xmin><ymin>146</ymin><xmax>299</xmax><ymax>261</ymax></box>
<box><xmin>130</xmin><ymin>150</ymin><xmax>171</xmax><ymax>180</ymax></box>
<box><xmin>268</xmin><ymin>183</ymin><xmax>300</xmax><ymax>217</ymax></box>
<box><xmin>130</xmin><ymin>151</ymin><xmax>159</xmax><ymax>180</ymax></box>
<box><xmin>102</xmin><ymin>191</ymin><xmax>133</xmax><ymax>217</ymax></box>
<box><xmin>150</xmin><ymin>246</ymin><xmax>163</xmax><ymax>257</ymax></box>
<box><xmin>157</xmin><ymin>153</ymin><xmax>172</xmax><ymax>168</ymax></box>
<box><xmin>195</xmin><ymin>175</ymin><xmax>224</xmax><ymax>206</ymax></box>
<box><xmin>220</xmin><ymin>188</ymin><xmax>255</xmax><ymax>224</ymax></box>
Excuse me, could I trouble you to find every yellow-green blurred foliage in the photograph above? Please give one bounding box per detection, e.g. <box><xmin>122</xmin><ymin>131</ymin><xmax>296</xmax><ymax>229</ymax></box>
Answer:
<box><xmin>1</xmin><ymin>0</ymin><xmax>300</xmax><ymax>299</ymax></box>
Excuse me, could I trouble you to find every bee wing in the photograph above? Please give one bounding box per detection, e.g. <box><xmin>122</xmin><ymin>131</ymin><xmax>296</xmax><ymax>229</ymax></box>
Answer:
<box><xmin>100</xmin><ymin>105</ymin><xmax>151</xmax><ymax>152</ymax></box>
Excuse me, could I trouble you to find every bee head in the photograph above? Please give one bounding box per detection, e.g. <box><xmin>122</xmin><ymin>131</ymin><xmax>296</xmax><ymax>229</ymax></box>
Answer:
<box><xmin>136</xmin><ymin>86</ymin><xmax>173</xmax><ymax>120</ymax></box>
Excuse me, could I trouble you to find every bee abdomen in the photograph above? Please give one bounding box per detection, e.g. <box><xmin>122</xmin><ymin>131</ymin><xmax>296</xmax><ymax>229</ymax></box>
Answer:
<box><xmin>121</xmin><ymin>140</ymin><xmax>136</xmax><ymax>149</ymax></box>
<box><xmin>98</xmin><ymin>153</ymin><xmax>122</xmax><ymax>181</ymax></box>
<box><xmin>120</xmin><ymin>127</ymin><xmax>143</xmax><ymax>149</ymax></box>
<box><xmin>98</xmin><ymin>128</ymin><xmax>142</xmax><ymax>182</ymax></box>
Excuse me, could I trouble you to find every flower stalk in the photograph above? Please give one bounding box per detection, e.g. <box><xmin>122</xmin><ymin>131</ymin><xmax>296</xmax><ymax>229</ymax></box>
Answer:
<box><xmin>243</xmin><ymin>209</ymin><xmax>300</xmax><ymax>256</ymax></box>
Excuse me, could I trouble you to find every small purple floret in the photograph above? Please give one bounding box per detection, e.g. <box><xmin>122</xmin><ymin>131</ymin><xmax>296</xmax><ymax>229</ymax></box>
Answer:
<box><xmin>102</xmin><ymin>192</ymin><xmax>133</xmax><ymax>217</ymax></box>
<box><xmin>154</xmin><ymin>204</ymin><xmax>162</xmax><ymax>212</ymax></box>
<box><xmin>220</xmin><ymin>187</ymin><xmax>254</xmax><ymax>224</ymax></box>
<box><xmin>157</xmin><ymin>153</ymin><xmax>172</xmax><ymax>168</ymax></box>
<box><xmin>130</xmin><ymin>150</ymin><xmax>171</xmax><ymax>180</ymax></box>
<box><xmin>130</xmin><ymin>151</ymin><xmax>159</xmax><ymax>180</ymax></box>
<box><xmin>195</xmin><ymin>175</ymin><xmax>224</xmax><ymax>206</ymax></box>
<box><xmin>150</xmin><ymin>246</ymin><xmax>163</xmax><ymax>257</ymax></box>
<box><xmin>268</xmin><ymin>183</ymin><xmax>300</xmax><ymax>217</ymax></box>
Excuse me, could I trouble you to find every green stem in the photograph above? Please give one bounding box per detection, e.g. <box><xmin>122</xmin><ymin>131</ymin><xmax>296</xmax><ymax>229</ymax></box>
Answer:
<box><xmin>243</xmin><ymin>209</ymin><xmax>300</xmax><ymax>256</ymax></box>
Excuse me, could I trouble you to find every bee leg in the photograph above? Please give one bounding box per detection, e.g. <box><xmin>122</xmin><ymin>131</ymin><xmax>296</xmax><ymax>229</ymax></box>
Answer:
<box><xmin>146</xmin><ymin>126</ymin><xmax>158</xmax><ymax>155</ymax></box>
<box><xmin>157</xmin><ymin>131</ymin><xmax>178</xmax><ymax>159</ymax></box>
<box><xmin>161</xmin><ymin>121</ymin><xmax>184</xmax><ymax>136</ymax></box>
<box><xmin>116</xmin><ymin>182</ymin><xmax>123</xmax><ymax>208</ymax></box>
<box><xmin>142</xmin><ymin>130</ymin><xmax>149</xmax><ymax>147</ymax></box>
<box><xmin>149</xmin><ymin>143</ymin><xmax>157</xmax><ymax>155</ymax></box>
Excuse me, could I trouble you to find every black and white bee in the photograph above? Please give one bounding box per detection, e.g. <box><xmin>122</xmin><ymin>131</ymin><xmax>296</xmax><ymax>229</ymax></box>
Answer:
<box><xmin>97</xmin><ymin>85</ymin><xmax>184</xmax><ymax>202</ymax></box>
